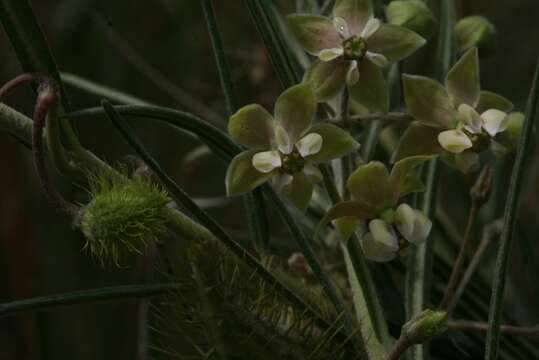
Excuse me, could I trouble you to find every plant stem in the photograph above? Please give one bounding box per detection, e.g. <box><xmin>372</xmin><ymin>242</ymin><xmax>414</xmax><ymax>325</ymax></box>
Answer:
<box><xmin>387</xmin><ymin>337</ymin><xmax>412</xmax><ymax>360</ymax></box>
<box><xmin>0</xmin><ymin>283</ymin><xmax>177</xmax><ymax>318</ymax></box>
<box><xmin>201</xmin><ymin>0</ymin><xmax>238</xmax><ymax>116</ymax></box>
<box><xmin>331</xmin><ymin>112</ymin><xmax>413</xmax><ymax>125</ymax></box>
<box><xmin>438</xmin><ymin>201</ymin><xmax>479</xmax><ymax>312</ymax></box>
<box><xmin>485</xmin><ymin>59</ymin><xmax>539</xmax><ymax>360</ymax></box>
<box><xmin>449</xmin><ymin>321</ymin><xmax>539</xmax><ymax>341</ymax></box>
<box><xmin>451</xmin><ymin>219</ymin><xmax>503</xmax><ymax>314</ymax></box>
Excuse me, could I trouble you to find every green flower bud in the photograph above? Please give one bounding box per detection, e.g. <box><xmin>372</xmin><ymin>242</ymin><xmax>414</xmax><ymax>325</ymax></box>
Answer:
<box><xmin>455</xmin><ymin>16</ymin><xmax>497</xmax><ymax>56</ymax></box>
<box><xmin>386</xmin><ymin>0</ymin><xmax>437</xmax><ymax>39</ymax></box>
<box><xmin>495</xmin><ymin>112</ymin><xmax>525</xmax><ymax>152</ymax></box>
<box><xmin>80</xmin><ymin>174</ymin><xmax>171</xmax><ymax>266</ymax></box>
<box><xmin>402</xmin><ymin>309</ymin><xmax>448</xmax><ymax>344</ymax></box>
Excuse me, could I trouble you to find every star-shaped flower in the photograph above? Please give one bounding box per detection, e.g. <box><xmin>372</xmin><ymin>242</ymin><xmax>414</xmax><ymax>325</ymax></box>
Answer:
<box><xmin>392</xmin><ymin>47</ymin><xmax>514</xmax><ymax>173</ymax></box>
<box><xmin>317</xmin><ymin>156</ymin><xmax>434</xmax><ymax>262</ymax></box>
<box><xmin>226</xmin><ymin>83</ymin><xmax>359</xmax><ymax>211</ymax></box>
<box><xmin>287</xmin><ymin>0</ymin><xmax>425</xmax><ymax>112</ymax></box>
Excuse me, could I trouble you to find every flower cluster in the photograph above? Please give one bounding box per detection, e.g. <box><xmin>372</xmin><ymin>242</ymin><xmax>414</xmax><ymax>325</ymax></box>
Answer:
<box><xmin>223</xmin><ymin>0</ymin><xmax>520</xmax><ymax>263</ymax></box>
<box><xmin>317</xmin><ymin>157</ymin><xmax>433</xmax><ymax>261</ymax></box>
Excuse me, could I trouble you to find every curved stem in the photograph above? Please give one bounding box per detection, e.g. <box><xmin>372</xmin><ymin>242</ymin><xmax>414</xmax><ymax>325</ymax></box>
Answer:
<box><xmin>449</xmin><ymin>321</ymin><xmax>539</xmax><ymax>341</ymax></box>
<box><xmin>0</xmin><ymin>283</ymin><xmax>177</xmax><ymax>318</ymax></box>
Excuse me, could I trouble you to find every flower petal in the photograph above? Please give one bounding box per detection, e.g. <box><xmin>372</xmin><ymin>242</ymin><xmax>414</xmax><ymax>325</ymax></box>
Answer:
<box><xmin>275</xmin><ymin>83</ymin><xmax>316</xmax><ymax>144</ymax></box>
<box><xmin>438</xmin><ymin>129</ymin><xmax>473</xmax><ymax>153</ymax></box>
<box><xmin>228</xmin><ymin>104</ymin><xmax>274</xmax><ymax>148</ymax></box>
<box><xmin>389</xmin><ymin>155</ymin><xmax>434</xmax><ymax>203</ymax></box>
<box><xmin>271</xmin><ymin>173</ymin><xmax>293</xmax><ymax>193</ymax></box>
<box><xmin>361</xmin><ymin>17</ymin><xmax>381</xmax><ymax>38</ymax></box>
<box><xmin>281</xmin><ymin>172</ymin><xmax>314</xmax><ymax>212</ymax></box>
<box><xmin>319</xmin><ymin>47</ymin><xmax>344</xmax><ymax>61</ymax></box>
<box><xmin>275</xmin><ymin>125</ymin><xmax>293</xmax><ymax>154</ymax></box>
<box><xmin>361</xmin><ymin>232</ymin><xmax>398</xmax><ymax>262</ymax></box>
<box><xmin>445</xmin><ymin>47</ymin><xmax>480</xmax><ymax>108</ymax></box>
<box><xmin>304</xmin><ymin>59</ymin><xmax>349</xmax><ymax>102</ymax></box>
<box><xmin>392</xmin><ymin>122</ymin><xmax>445</xmax><ymax>162</ymax></box>
<box><xmin>366</xmin><ymin>51</ymin><xmax>389</xmax><ymax>67</ymax></box>
<box><xmin>369</xmin><ymin>219</ymin><xmax>399</xmax><ymax>251</ymax></box>
<box><xmin>481</xmin><ymin>109</ymin><xmax>508</xmax><ymax>136</ymax></box>
<box><xmin>226</xmin><ymin>150</ymin><xmax>274</xmax><ymax>196</ymax></box>
<box><xmin>454</xmin><ymin>151</ymin><xmax>479</xmax><ymax>173</ymax></box>
<box><xmin>348</xmin><ymin>59</ymin><xmax>389</xmax><ymax>113</ymax></box>
<box><xmin>402</xmin><ymin>74</ymin><xmax>456</xmax><ymax>128</ymax></box>
<box><xmin>333</xmin><ymin>17</ymin><xmax>350</xmax><ymax>38</ymax></box>
<box><xmin>333</xmin><ymin>0</ymin><xmax>373</xmax><ymax>35</ymax></box>
<box><xmin>367</xmin><ymin>23</ymin><xmax>426</xmax><ymax>63</ymax></box>
<box><xmin>476</xmin><ymin>91</ymin><xmax>513</xmax><ymax>113</ymax></box>
<box><xmin>410</xmin><ymin>210</ymin><xmax>432</xmax><ymax>244</ymax></box>
<box><xmin>252</xmin><ymin>151</ymin><xmax>282</xmax><ymax>173</ymax></box>
<box><xmin>346</xmin><ymin>60</ymin><xmax>360</xmax><ymax>85</ymax></box>
<box><xmin>287</xmin><ymin>14</ymin><xmax>341</xmax><ymax>55</ymax></box>
<box><xmin>304</xmin><ymin>123</ymin><xmax>360</xmax><ymax>163</ymax></box>
<box><xmin>394</xmin><ymin>203</ymin><xmax>416</xmax><ymax>242</ymax></box>
<box><xmin>296</xmin><ymin>133</ymin><xmax>323</xmax><ymax>157</ymax></box>
<box><xmin>458</xmin><ymin>103</ymin><xmax>482</xmax><ymax>134</ymax></box>
<box><xmin>347</xmin><ymin>161</ymin><xmax>392</xmax><ymax>212</ymax></box>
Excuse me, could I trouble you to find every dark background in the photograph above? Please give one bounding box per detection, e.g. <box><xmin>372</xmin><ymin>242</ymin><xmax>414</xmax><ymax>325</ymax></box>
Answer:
<box><xmin>0</xmin><ymin>0</ymin><xmax>538</xmax><ymax>359</ymax></box>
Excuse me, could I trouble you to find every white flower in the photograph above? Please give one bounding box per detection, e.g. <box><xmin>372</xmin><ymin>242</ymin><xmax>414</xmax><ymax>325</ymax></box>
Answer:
<box><xmin>437</xmin><ymin>104</ymin><xmax>508</xmax><ymax>154</ymax></box>
<box><xmin>317</xmin><ymin>17</ymin><xmax>388</xmax><ymax>86</ymax></box>
<box><xmin>361</xmin><ymin>219</ymin><xmax>399</xmax><ymax>262</ymax></box>
<box><xmin>394</xmin><ymin>204</ymin><xmax>432</xmax><ymax>245</ymax></box>
<box><xmin>252</xmin><ymin>126</ymin><xmax>323</xmax><ymax>188</ymax></box>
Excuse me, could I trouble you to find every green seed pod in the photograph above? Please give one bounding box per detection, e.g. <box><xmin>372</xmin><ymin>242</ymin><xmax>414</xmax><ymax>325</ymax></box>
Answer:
<box><xmin>80</xmin><ymin>173</ymin><xmax>171</xmax><ymax>266</ymax></box>
<box><xmin>495</xmin><ymin>112</ymin><xmax>525</xmax><ymax>152</ymax></box>
<box><xmin>401</xmin><ymin>309</ymin><xmax>448</xmax><ymax>344</ymax></box>
<box><xmin>385</xmin><ymin>0</ymin><xmax>437</xmax><ymax>40</ymax></box>
<box><xmin>455</xmin><ymin>16</ymin><xmax>497</xmax><ymax>56</ymax></box>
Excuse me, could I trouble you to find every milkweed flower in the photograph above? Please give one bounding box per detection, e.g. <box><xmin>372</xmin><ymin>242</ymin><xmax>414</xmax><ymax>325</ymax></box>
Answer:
<box><xmin>287</xmin><ymin>0</ymin><xmax>425</xmax><ymax>112</ymax></box>
<box><xmin>317</xmin><ymin>157</ymin><xmax>434</xmax><ymax>262</ymax></box>
<box><xmin>393</xmin><ymin>47</ymin><xmax>515</xmax><ymax>173</ymax></box>
<box><xmin>225</xmin><ymin>83</ymin><xmax>359</xmax><ymax>211</ymax></box>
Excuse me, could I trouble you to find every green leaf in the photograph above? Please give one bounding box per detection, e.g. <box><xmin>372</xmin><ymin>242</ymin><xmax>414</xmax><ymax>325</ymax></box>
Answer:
<box><xmin>367</xmin><ymin>23</ymin><xmax>426</xmax><ymax>63</ymax></box>
<box><xmin>476</xmin><ymin>90</ymin><xmax>513</xmax><ymax>113</ymax></box>
<box><xmin>282</xmin><ymin>172</ymin><xmax>313</xmax><ymax>212</ymax></box>
<box><xmin>349</xmin><ymin>59</ymin><xmax>389</xmax><ymax>113</ymax></box>
<box><xmin>389</xmin><ymin>155</ymin><xmax>435</xmax><ymax>203</ymax></box>
<box><xmin>274</xmin><ymin>83</ymin><xmax>316</xmax><ymax>142</ymax></box>
<box><xmin>303</xmin><ymin>59</ymin><xmax>348</xmax><ymax>102</ymax></box>
<box><xmin>228</xmin><ymin>104</ymin><xmax>274</xmax><ymax>149</ymax></box>
<box><xmin>226</xmin><ymin>150</ymin><xmax>273</xmax><ymax>196</ymax></box>
<box><xmin>333</xmin><ymin>0</ymin><xmax>372</xmax><ymax>35</ymax></box>
<box><xmin>286</xmin><ymin>14</ymin><xmax>340</xmax><ymax>55</ymax></box>
<box><xmin>485</xmin><ymin>58</ymin><xmax>539</xmax><ymax>360</ymax></box>
<box><xmin>306</xmin><ymin>123</ymin><xmax>360</xmax><ymax>163</ymax></box>
<box><xmin>347</xmin><ymin>161</ymin><xmax>391</xmax><ymax>213</ymax></box>
<box><xmin>392</xmin><ymin>121</ymin><xmax>444</xmax><ymax>162</ymax></box>
<box><xmin>445</xmin><ymin>47</ymin><xmax>480</xmax><ymax>108</ymax></box>
<box><xmin>403</xmin><ymin>74</ymin><xmax>456</xmax><ymax>128</ymax></box>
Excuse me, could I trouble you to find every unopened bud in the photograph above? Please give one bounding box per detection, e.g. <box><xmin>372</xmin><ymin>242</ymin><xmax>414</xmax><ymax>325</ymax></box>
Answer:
<box><xmin>401</xmin><ymin>309</ymin><xmax>448</xmax><ymax>344</ymax></box>
<box><xmin>495</xmin><ymin>112</ymin><xmax>524</xmax><ymax>152</ymax></box>
<box><xmin>455</xmin><ymin>16</ymin><xmax>497</xmax><ymax>56</ymax></box>
<box><xmin>288</xmin><ymin>252</ymin><xmax>312</xmax><ymax>278</ymax></box>
<box><xmin>386</xmin><ymin>0</ymin><xmax>437</xmax><ymax>39</ymax></box>
<box><xmin>470</xmin><ymin>165</ymin><xmax>493</xmax><ymax>206</ymax></box>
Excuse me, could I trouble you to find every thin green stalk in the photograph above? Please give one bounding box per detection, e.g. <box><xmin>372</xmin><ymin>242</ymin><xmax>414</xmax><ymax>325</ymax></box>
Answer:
<box><xmin>201</xmin><ymin>0</ymin><xmax>269</xmax><ymax>251</ymax></box>
<box><xmin>200</xmin><ymin>0</ymin><xmax>238</xmax><ymax>115</ymax></box>
<box><xmin>61</xmin><ymin>73</ymin><xmax>152</xmax><ymax>106</ymax></box>
<box><xmin>485</xmin><ymin>59</ymin><xmax>539</xmax><ymax>360</ymax></box>
<box><xmin>0</xmin><ymin>283</ymin><xmax>177</xmax><ymax>318</ymax></box>
<box><xmin>262</xmin><ymin>186</ymin><xmax>363</xmax><ymax>359</ymax></box>
<box><xmin>319</xmin><ymin>164</ymin><xmax>391</xmax><ymax>356</ymax></box>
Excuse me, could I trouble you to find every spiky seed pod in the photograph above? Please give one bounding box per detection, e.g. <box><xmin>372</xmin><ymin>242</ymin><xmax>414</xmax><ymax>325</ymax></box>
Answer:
<box><xmin>80</xmin><ymin>173</ymin><xmax>171</xmax><ymax>266</ymax></box>
<box><xmin>455</xmin><ymin>16</ymin><xmax>497</xmax><ymax>56</ymax></box>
